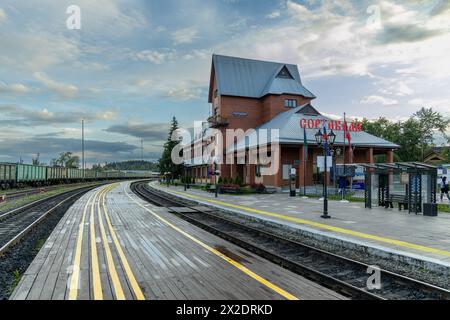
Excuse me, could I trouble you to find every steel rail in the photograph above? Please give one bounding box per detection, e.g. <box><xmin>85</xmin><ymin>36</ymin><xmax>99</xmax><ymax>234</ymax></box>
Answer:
<box><xmin>131</xmin><ymin>182</ymin><xmax>380</xmax><ymax>300</ymax></box>
<box><xmin>0</xmin><ymin>185</ymin><xmax>98</xmax><ymax>256</ymax></box>
<box><xmin>0</xmin><ymin>183</ymin><xmax>107</xmax><ymax>221</ymax></box>
<box><xmin>132</xmin><ymin>182</ymin><xmax>450</xmax><ymax>300</ymax></box>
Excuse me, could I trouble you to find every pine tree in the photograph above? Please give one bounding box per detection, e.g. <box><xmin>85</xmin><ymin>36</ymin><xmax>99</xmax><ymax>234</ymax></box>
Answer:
<box><xmin>158</xmin><ymin>116</ymin><xmax>184</xmax><ymax>179</ymax></box>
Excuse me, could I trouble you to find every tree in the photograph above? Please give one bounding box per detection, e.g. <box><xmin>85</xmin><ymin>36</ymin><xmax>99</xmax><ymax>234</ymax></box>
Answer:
<box><xmin>361</xmin><ymin>108</ymin><xmax>450</xmax><ymax>162</ymax></box>
<box><xmin>32</xmin><ymin>153</ymin><xmax>41</xmax><ymax>166</ymax></box>
<box><xmin>413</xmin><ymin>107</ymin><xmax>450</xmax><ymax>161</ymax></box>
<box><xmin>52</xmin><ymin>152</ymin><xmax>80</xmax><ymax>168</ymax></box>
<box><xmin>158</xmin><ymin>117</ymin><xmax>184</xmax><ymax>179</ymax></box>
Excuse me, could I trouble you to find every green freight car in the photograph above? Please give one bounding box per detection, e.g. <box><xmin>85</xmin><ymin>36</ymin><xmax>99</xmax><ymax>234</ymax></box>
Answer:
<box><xmin>68</xmin><ymin>168</ymin><xmax>83</xmax><ymax>180</ymax></box>
<box><xmin>16</xmin><ymin>164</ymin><xmax>46</xmax><ymax>185</ymax></box>
<box><xmin>46</xmin><ymin>167</ymin><xmax>67</xmax><ymax>182</ymax></box>
<box><xmin>0</xmin><ymin>163</ymin><xmax>16</xmax><ymax>189</ymax></box>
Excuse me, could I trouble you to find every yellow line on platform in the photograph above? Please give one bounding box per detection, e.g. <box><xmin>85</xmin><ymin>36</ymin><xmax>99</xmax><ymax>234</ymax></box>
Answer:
<box><xmin>103</xmin><ymin>184</ymin><xmax>145</xmax><ymax>300</ymax></box>
<box><xmin>125</xmin><ymin>187</ymin><xmax>298</xmax><ymax>301</ymax></box>
<box><xmin>167</xmin><ymin>188</ymin><xmax>450</xmax><ymax>258</ymax></box>
<box><xmin>97</xmin><ymin>186</ymin><xmax>125</xmax><ymax>300</ymax></box>
<box><xmin>68</xmin><ymin>192</ymin><xmax>94</xmax><ymax>300</ymax></box>
<box><xmin>90</xmin><ymin>188</ymin><xmax>103</xmax><ymax>300</ymax></box>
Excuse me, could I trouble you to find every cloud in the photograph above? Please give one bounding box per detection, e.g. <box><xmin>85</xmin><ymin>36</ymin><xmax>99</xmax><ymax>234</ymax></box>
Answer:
<box><xmin>266</xmin><ymin>10</ymin><xmax>281</xmax><ymax>19</ymax></box>
<box><xmin>0</xmin><ymin>8</ymin><xmax>6</xmax><ymax>24</ymax></box>
<box><xmin>0</xmin><ymin>104</ymin><xmax>117</xmax><ymax>127</ymax></box>
<box><xmin>376</xmin><ymin>24</ymin><xmax>443</xmax><ymax>44</ymax></box>
<box><xmin>0</xmin><ymin>135</ymin><xmax>140</xmax><ymax>164</ymax></box>
<box><xmin>134</xmin><ymin>49</ymin><xmax>177</xmax><ymax>64</ymax></box>
<box><xmin>360</xmin><ymin>95</ymin><xmax>399</xmax><ymax>106</ymax></box>
<box><xmin>163</xmin><ymin>81</ymin><xmax>207</xmax><ymax>100</ymax></box>
<box><xmin>429</xmin><ymin>0</ymin><xmax>450</xmax><ymax>16</ymax></box>
<box><xmin>34</xmin><ymin>72</ymin><xmax>79</xmax><ymax>98</ymax></box>
<box><xmin>171</xmin><ymin>27</ymin><xmax>199</xmax><ymax>44</ymax></box>
<box><xmin>0</xmin><ymin>82</ymin><xmax>30</xmax><ymax>95</ymax></box>
<box><xmin>104</xmin><ymin>122</ymin><xmax>169</xmax><ymax>141</ymax></box>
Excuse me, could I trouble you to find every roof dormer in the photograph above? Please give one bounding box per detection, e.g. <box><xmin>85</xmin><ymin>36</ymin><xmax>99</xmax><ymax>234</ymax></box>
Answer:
<box><xmin>276</xmin><ymin>65</ymin><xmax>294</xmax><ymax>79</ymax></box>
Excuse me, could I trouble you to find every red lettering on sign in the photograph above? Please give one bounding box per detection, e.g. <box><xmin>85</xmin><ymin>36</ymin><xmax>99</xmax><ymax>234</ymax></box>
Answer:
<box><xmin>299</xmin><ymin>118</ymin><xmax>362</xmax><ymax>132</ymax></box>
<box><xmin>315</xmin><ymin>119</ymin><xmax>321</xmax><ymax>129</ymax></box>
<box><xmin>300</xmin><ymin>119</ymin><xmax>307</xmax><ymax>128</ymax></box>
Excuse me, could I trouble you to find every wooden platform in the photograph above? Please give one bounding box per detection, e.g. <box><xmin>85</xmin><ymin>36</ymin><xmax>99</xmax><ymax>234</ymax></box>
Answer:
<box><xmin>11</xmin><ymin>182</ymin><xmax>345</xmax><ymax>300</ymax></box>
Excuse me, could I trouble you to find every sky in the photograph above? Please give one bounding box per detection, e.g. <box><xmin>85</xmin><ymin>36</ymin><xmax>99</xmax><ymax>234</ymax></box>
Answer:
<box><xmin>0</xmin><ymin>0</ymin><xmax>449</xmax><ymax>166</ymax></box>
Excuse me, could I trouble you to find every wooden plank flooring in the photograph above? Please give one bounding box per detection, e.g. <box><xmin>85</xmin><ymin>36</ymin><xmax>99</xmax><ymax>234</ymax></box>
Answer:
<box><xmin>10</xmin><ymin>182</ymin><xmax>345</xmax><ymax>300</ymax></box>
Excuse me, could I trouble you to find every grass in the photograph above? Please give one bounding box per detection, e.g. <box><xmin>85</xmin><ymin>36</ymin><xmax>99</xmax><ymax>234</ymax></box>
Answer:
<box><xmin>8</xmin><ymin>269</ymin><xmax>22</xmax><ymax>295</ymax></box>
<box><xmin>35</xmin><ymin>238</ymin><xmax>46</xmax><ymax>253</ymax></box>
<box><xmin>438</xmin><ymin>204</ymin><xmax>450</xmax><ymax>213</ymax></box>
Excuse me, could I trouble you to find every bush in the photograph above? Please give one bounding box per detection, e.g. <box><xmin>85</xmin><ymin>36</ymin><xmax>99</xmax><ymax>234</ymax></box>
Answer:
<box><xmin>251</xmin><ymin>183</ymin><xmax>266</xmax><ymax>193</ymax></box>
<box><xmin>218</xmin><ymin>177</ymin><xmax>223</xmax><ymax>184</ymax></box>
<box><xmin>234</xmin><ymin>176</ymin><xmax>242</xmax><ymax>186</ymax></box>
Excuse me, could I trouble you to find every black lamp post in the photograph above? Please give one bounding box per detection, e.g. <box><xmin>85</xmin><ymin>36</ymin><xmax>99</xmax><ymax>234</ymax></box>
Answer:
<box><xmin>213</xmin><ymin>157</ymin><xmax>220</xmax><ymax>198</ymax></box>
<box><xmin>315</xmin><ymin>128</ymin><xmax>336</xmax><ymax>219</ymax></box>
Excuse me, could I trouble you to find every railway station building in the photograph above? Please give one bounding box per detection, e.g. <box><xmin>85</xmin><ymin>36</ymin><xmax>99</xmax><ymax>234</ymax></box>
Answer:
<box><xmin>185</xmin><ymin>55</ymin><xmax>398</xmax><ymax>189</ymax></box>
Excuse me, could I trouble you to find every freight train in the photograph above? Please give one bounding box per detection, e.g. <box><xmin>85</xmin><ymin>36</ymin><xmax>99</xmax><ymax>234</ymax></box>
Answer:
<box><xmin>0</xmin><ymin>163</ymin><xmax>157</xmax><ymax>189</ymax></box>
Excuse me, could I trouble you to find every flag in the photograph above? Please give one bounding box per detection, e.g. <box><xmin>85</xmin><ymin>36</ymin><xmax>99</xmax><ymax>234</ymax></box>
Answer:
<box><xmin>323</xmin><ymin>123</ymin><xmax>331</xmax><ymax>156</ymax></box>
<box><xmin>303</xmin><ymin>126</ymin><xmax>308</xmax><ymax>161</ymax></box>
<box><xmin>344</xmin><ymin>119</ymin><xmax>352</xmax><ymax>152</ymax></box>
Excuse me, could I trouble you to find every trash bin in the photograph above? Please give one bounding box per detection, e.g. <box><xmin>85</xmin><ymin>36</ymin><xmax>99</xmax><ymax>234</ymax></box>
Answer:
<box><xmin>423</xmin><ymin>203</ymin><xmax>438</xmax><ymax>217</ymax></box>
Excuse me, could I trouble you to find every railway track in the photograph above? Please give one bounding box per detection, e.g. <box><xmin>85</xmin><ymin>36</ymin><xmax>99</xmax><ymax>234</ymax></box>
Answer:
<box><xmin>131</xmin><ymin>181</ymin><xmax>450</xmax><ymax>300</ymax></box>
<box><xmin>0</xmin><ymin>182</ymin><xmax>109</xmax><ymax>204</ymax></box>
<box><xmin>0</xmin><ymin>185</ymin><xmax>98</xmax><ymax>256</ymax></box>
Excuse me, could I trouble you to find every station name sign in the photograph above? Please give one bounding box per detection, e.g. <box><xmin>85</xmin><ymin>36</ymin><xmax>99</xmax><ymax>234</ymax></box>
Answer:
<box><xmin>299</xmin><ymin>118</ymin><xmax>362</xmax><ymax>132</ymax></box>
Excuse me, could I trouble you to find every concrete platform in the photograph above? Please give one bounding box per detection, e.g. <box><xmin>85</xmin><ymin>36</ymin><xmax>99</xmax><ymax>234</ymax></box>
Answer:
<box><xmin>10</xmin><ymin>182</ymin><xmax>344</xmax><ymax>300</ymax></box>
<box><xmin>152</xmin><ymin>182</ymin><xmax>450</xmax><ymax>274</ymax></box>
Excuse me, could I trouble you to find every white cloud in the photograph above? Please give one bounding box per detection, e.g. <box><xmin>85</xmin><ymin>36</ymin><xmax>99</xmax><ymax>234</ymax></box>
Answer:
<box><xmin>408</xmin><ymin>98</ymin><xmax>450</xmax><ymax>116</ymax></box>
<box><xmin>163</xmin><ymin>81</ymin><xmax>206</xmax><ymax>101</ymax></box>
<box><xmin>134</xmin><ymin>49</ymin><xmax>176</xmax><ymax>64</ymax></box>
<box><xmin>266</xmin><ymin>10</ymin><xmax>281</xmax><ymax>19</ymax></box>
<box><xmin>34</xmin><ymin>72</ymin><xmax>79</xmax><ymax>98</ymax></box>
<box><xmin>396</xmin><ymin>81</ymin><xmax>414</xmax><ymax>96</ymax></box>
<box><xmin>360</xmin><ymin>95</ymin><xmax>399</xmax><ymax>106</ymax></box>
<box><xmin>0</xmin><ymin>8</ymin><xmax>6</xmax><ymax>24</ymax></box>
<box><xmin>172</xmin><ymin>27</ymin><xmax>199</xmax><ymax>45</ymax></box>
<box><xmin>0</xmin><ymin>82</ymin><xmax>30</xmax><ymax>95</ymax></box>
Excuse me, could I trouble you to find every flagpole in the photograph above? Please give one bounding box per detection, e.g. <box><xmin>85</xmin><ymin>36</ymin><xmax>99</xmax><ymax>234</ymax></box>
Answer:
<box><xmin>342</xmin><ymin>112</ymin><xmax>346</xmax><ymax>200</ymax></box>
<box><xmin>303</xmin><ymin>127</ymin><xmax>308</xmax><ymax>197</ymax></box>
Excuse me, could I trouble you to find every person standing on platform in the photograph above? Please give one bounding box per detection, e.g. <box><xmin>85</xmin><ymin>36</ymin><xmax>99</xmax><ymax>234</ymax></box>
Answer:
<box><xmin>440</xmin><ymin>176</ymin><xmax>450</xmax><ymax>202</ymax></box>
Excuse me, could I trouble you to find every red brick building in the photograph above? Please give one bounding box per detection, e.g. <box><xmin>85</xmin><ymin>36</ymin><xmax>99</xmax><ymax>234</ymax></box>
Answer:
<box><xmin>185</xmin><ymin>55</ymin><xmax>398</xmax><ymax>189</ymax></box>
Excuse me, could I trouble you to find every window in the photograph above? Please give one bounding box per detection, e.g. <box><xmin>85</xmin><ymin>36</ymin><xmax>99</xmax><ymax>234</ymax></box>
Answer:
<box><xmin>232</xmin><ymin>112</ymin><xmax>248</xmax><ymax>117</ymax></box>
<box><xmin>214</xmin><ymin>89</ymin><xmax>218</xmax><ymax>98</ymax></box>
<box><xmin>285</xmin><ymin>99</ymin><xmax>297</xmax><ymax>108</ymax></box>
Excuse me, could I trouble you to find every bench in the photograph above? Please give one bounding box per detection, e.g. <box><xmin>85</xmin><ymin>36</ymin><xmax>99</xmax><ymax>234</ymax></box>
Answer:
<box><xmin>385</xmin><ymin>194</ymin><xmax>408</xmax><ymax>211</ymax></box>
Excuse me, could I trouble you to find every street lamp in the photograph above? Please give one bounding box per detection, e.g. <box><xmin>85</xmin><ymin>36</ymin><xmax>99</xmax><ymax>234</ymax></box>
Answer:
<box><xmin>212</xmin><ymin>156</ymin><xmax>220</xmax><ymax>198</ymax></box>
<box><xmin>315</xmin><ymin>128</ymin><xmax>336</xmax><ymax>219</ymax></box>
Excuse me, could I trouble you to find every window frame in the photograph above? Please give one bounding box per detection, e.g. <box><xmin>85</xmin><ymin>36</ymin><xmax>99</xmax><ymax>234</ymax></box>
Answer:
<box><xmin>284</xmin><ymin>99</ymin><xmax>297</xmax><ymax>108</ymax></box>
